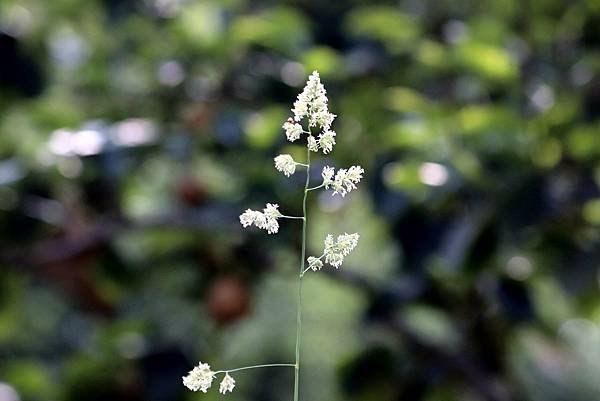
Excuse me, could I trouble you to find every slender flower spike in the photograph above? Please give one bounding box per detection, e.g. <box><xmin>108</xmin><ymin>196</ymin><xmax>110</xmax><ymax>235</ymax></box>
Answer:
<box><xmin>323</xmin><ymin>233</ymin><xmax>360</xmax><ymax>268</ymax></box>
<box><xmin>239</xmin><ymin>203</ymin><xmax>282</xmax><ymax>234</ymax></box>
<box><xmin>283</xmin><ymin>118</ymin><xmax>303</xmax><ymax>142</ymax></box>
<box><xmin>219</xmin><ymin>373</ymin><xmax>236</xmax><ymax>394</ymax></box>
<box><xmin>274</xmin><ymin>154</ymin><xmax>297</xmax><ymax>177</ymax></box>
<box><xmin>182</xmin><ymin>362</ymin><xmax>215</xmax><ymax>393</ymax></box>
<box><xmin>307</xmin><ymin>256</ymin><xmax>324</xmax><ymax>271</ymax></box>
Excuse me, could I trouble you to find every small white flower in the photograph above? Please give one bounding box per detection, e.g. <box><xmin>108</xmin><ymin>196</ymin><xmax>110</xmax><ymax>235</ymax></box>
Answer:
<box><xmin>346</xmin><ymin>165</ymin><xmax>364</xmax><ymax>184</ymax></box>
<box><xmin>274</xmin><ymin>154</ymin><xmax>296</xmax><ymax>177</ymax></box>
<box><xmin>322</xmin><ymin>166</ymin><xmax>335</xmax><ymax>186</ymax></box>
<box><xmin>314</xmin><ymin>112</ymin><xmax>336</xmax><ymax>132</ymax></box>
<box><xmin>307</xmin><ymin>135</ymin><xmax>319</xmax><ymax>152</ymax></box>
<box><xmin>322</xmin><ymin>233</ymin><xmax>360</xmax><ymax>268</ymax></box>
<box><xmin>336</xmin><ymin>232</ymin><xmax>360</xmax><ymax>256</ymax></box>
<box><xmin>330</xmin><ymin>165</ymin><xmax>364</xmax><ymax>197</ymax></box>
<box><xmin>307</xmin><ymin>256</ymin><xmax>324</xmax><ymax>271</ymax></box>
<box><xmin>239</xmin><ymin>204</ymin><xmax>282</xmax><ymax>234</ymax></box>
<box><xmin>183</xmin><ymin>362</ymin><xmax>215</xmax><ymax>393</ymax></box>
<box><xmin>282</xmin><ymin>118</ymin><xmax>303</xmax><ymax>142</ymax></box>
<box><xmin>325</xmin><ymin>251</ymin><xmax>344</xmax><ymax>268</ymax></box>
<box><xmin>240</xmin><ymin>209</ymin><xmax>262</xmax><ymax>227</ymax></box>
<box><xmin>263</xmin><ymin>203</ymin><xmax>282</xmax><ymax>219</ymax></box>
<box><xmin>219</xmin><ymin>373</ymin><xmax>236</xmax><ymax>394</ymax></box>
<box><xmin>318</xmin><ymin>130</ymin><xmax>336</xmax><ymax>154</ymax></box>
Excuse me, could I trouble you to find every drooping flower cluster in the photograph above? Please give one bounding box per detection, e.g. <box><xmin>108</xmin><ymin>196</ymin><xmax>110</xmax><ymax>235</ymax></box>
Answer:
<box><xmin>219</xmin><ymin>373</ymin><xmax>236</xmax><ymax>394</ymax></box>
<box><xmin>321</xmin><ymin>165</ymin><xmax>364</xmax><ymax>197</ymax></box>
<box><xmin>274</xmin><ymin>154</ymin><xmax>297</xmax><ymax>177</ymax></box>
<box><xmin>183</xmin><ymin>362</ymin><xmax>236</xmax><ymax>395</ymax></box>
<box><xmin>239</xmin><ymin>203</ymin><xmax>282</xmax><ymax>234</ymax></box>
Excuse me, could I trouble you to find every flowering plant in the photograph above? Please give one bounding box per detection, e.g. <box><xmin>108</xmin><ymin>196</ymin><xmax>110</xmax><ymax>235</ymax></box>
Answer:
<box><xmin>183</xmin><ymin>71</ymin><xmax>364</xmax><ymax>399</ymax></box>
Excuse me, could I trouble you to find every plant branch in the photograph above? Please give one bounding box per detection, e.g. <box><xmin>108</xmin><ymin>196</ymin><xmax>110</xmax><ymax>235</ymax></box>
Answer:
<box><xmin>281</xmin><ymin>215</ymin><xmax>305</xmax><ymax>220</ymax></box>
<box><xmin>215</xmin><ymin>363</ymin><xmax>296</xmax><ymax>374</ymax></box>
<box><xmin>306</xmin><ymin>183</ymin><xmax>324</xmax><ymax>191</ymax></box>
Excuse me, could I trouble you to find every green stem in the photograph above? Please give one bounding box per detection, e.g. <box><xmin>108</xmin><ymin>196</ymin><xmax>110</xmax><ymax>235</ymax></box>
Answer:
<box><xmin>281</xmin><ymin>215</ymin><xmax>305</xmax><ymax>220</ymax></box>
<box><xmin>294</xmin><ymin>146</ymin><xmax>310</xmax><ymax>401</ymax></box>
<box><xmin>215</xmin><ymin>363</ymin><xmax>295</xmax><ymax>374</ymax></box>
<box><xmin>306</xmin><ymin>183</ymin><xmax>324</xmax><ymax>192</ymax></box>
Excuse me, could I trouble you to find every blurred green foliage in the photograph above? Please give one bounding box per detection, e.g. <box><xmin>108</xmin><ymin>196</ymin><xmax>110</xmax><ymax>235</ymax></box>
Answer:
<box><xmin>0</xmin><ymin>0</ymin><xmax>599</xmax><ymax>401</ymax></box>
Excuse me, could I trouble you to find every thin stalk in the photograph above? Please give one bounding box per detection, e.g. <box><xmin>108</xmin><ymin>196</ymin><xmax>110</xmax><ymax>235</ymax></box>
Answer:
<box><xmin>215</xmin><ymin>363</ymin><xmax>295</xmax><ymax>374</ymax></box>
<box><xmin>301</xmin><ymin>253</ymin><xmax>324</xmax><ymax>276</ymax></box>
<box><xmin>306</xmin><ymin>183</ymin><xmax>324</xmax><ymax>192</ymax></box>
<box><xmin>281</xmin><ymin>215</ymin><xmax>305</xmax><ymax>220</ymax></box>
<box><xmin>294</xmin><ymin>146</ymin><xmax>311</xmax><ymax>401</ymax></box>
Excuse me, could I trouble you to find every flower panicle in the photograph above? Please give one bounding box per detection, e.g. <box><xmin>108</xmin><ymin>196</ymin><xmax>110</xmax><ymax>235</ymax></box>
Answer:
<box><xmin>222</xmin><ymin>70</ymin><xmax>365</xmax><ymax>397</ymax></box>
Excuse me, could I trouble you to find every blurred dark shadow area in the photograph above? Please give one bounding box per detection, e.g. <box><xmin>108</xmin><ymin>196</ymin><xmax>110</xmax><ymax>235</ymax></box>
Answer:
<box><xmin>1</xmin><ymin>0</ymin><xmax>600</xmax><ymax>400</ymax></box>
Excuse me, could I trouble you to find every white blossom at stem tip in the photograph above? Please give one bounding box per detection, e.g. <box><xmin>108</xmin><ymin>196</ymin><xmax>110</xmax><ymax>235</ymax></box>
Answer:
<box><xmin>292</xmin><ymin>71</ymin><xmax>334</xmax><ymax>129</ymax></box>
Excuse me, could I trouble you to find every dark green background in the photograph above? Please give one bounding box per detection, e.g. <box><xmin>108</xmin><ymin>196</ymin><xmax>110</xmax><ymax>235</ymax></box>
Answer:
<box><xmin>1</xmin><ymin>0</ymin><xmax>600</xmax><ymax>400</ymax></box>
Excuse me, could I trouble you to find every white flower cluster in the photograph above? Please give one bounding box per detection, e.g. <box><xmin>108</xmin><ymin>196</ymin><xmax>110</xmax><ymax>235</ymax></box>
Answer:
<box><xmin>307</xmin><ymin>256</ymin><xmax>324</xmax><ymax>271</ymax></box>
<box><xmin>321</xmin><ymin>165</ymin><xmax>364</xmax><ymax>197</ymax></box>
<box><xmin>239</xmin><ymin>203</ymin><xmax>282</xmax><ymax>234</ymax></box>
<box><xmin>182</xmin><ymin>362</ymin><xmax>215</xmax><ymax>393</ymax></box>
<box><xmin>219</xmin><ymin>373</ymin><xmax>236</xmax><ymax>394</ymax></box>
<box><xmin>183</xmin><ymin>362</ymin><xmax>236</xmax><ymax>395</ymax></box>
<box><xmin>307</xmin><ymin>233</ymin><xmax>360</xmax><ymax>270</ymax></box>
<box><xmin>318</xmin><ymin>130</ymin><xmax>336</xmax><ymax>154</ymax></box>
<box><xmin>283</xmin><ymin>71</ymin><xmax>337</xmax><ymax>154</ymax></box>
<box><xmin>274</xmin><ymin>154</ymin><xmax>296</xmax><ymax>177</ymax></box>
<box><xmin>282</xmin><ymin>118</ymin><xmax>303</xmax><ymax>142</ymax></box>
